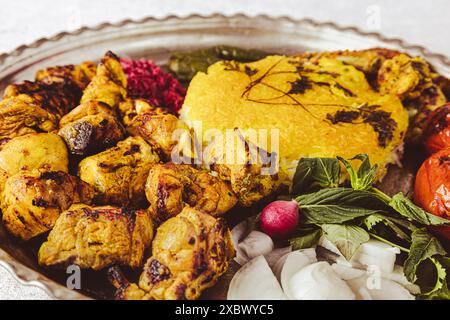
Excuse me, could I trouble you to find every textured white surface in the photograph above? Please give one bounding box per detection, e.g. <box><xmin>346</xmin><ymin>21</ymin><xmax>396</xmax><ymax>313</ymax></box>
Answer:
<box><xmin>0</xmin><ymin>0</ymin><xmax>449</xmax><ymax>56</ymax></box>
<box><xmin>0</xmin><ymin>0</ymin><xmax>448</xmax><ymax>300</ymax></box>
<box><xmin>0</xmin><ymin>267</ymin><xmax>52</xmax><ymax>300</ymax></box>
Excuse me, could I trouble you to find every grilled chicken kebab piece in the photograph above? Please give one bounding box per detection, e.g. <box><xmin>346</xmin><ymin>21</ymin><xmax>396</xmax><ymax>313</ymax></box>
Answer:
<box><xmin>79</xmin><ymin>136</ymin><xmax>160</xmax><ymax>207</ymax></box>
<box><xmin>0</xmin><ymin>133</ymin><xmax>69</xmax><ymax>194</ymax></box>
<box><xmin>58</xmin><ymin>100</ymin><xmax>125</xmax><ymax>156</ymax></box>
<box><xmin>204</xmin><ymin>129</ymin><xmax>283</xmax><ymax>207</ymax></box>
<box><xmin>297</xmin><ymin>48</ymin><xmax>448</xmax><ymax>141</ymax></box>
<box><xmin>38</xmin><ymin>204</ymin><xmax>153</xmax><ymax>270</ymax></box>
<box><xmin>58</xmin><ymin>52</ymin><xmax>126</xmax><ymax>156</ymax></box>
<box><xmin>1</xmin><ymin>171</ymin><xmax>93</xmax><ymax>240</ymax></box>
<box><xmin>109</xmin><ymin>206</ymin><xmax>234</xmax><ymax>300</ymax></box>
<box><xmin>145</xmin><ymin>162</ymin><xmax>237</xmax><ymax>222</ymax></box>
<box><xmin>0</xmin><ymin>61</ymin><xmax>96</xmax><ymax>141</ymax></box>
<box><xmin>126</xmin><ymin>110</ymin><xmax>191</xmax><ymax>161</ymax></box>
<box><xmin>35</xmin><ymin>61</ymin><xmax>96</xmax><ymax>91</ymax></box>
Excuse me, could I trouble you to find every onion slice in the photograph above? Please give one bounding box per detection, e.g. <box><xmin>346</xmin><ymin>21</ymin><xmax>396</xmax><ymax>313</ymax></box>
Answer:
<box><xmin>280</xmin><ymin>251</ymin><xmax>314</xmax><ymax>299</ymax></box>
<box><xmin>347</xmin><ymin>276</ymin><xmax>414</xmax><ymax>300</ymax></box>
<box><xmin>287</xmin><ymin>262</ymin><xmax>355</xmax><ymax>300</ymax></box>
<box><xmin>331</xmin><ymin>263</ymin><xmax>366</xmax><ymax>280</ymax></box>
<box><xmin>238</xmin><ymin>231</ymin><xmax>274</xmax><ymax>260</ymax></box>
<box><xmin>230</xmin><ymin>221</ymin><xmax>247</xmax><ymax>249</ymax></box>
<box><xmin>231</xmin><ymin>221</ymin><xmax>251</xmax><ymax>265</ymax></box>
<box><xmin>382</xmin><ymin>265</ymin><xmax>421</xmax><ymax>295</ymax></box>
<box><xmin>227</xmin><ymin>255</ymin><xmax>286</xmax><ymax>300</ymax></box>
<box><xmin>351</xmin><ymin>240</ymin><xmax>400</xmax><ymax>274</ymax></box>
<box><xmin>265</xmin><ymin>246</ymin><xmax>292</xmax><ymax>268</ymax></box>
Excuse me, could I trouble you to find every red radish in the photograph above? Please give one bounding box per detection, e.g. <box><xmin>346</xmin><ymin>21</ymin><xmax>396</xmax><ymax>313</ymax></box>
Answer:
<box><xmin>260</xmin><ymin>200</ymin><xmax>300</xmax><ymax>239</ymax></box>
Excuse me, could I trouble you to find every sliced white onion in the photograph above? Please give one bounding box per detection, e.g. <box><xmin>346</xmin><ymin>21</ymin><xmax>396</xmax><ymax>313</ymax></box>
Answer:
<box><xmin>331</xmin><ymin>263</ymin><xmax>367</xmax><ymax>280</ymax></box>
<box><xmin>320</xmin><ymin>236</ymin><xmax>400</xmax><ymax>273</ymax></box>
<box><xmin>280</xmin><ymin>251</ymin><xmax>314</xmax><ymax>299</ymax></box>
<box><xmin>265</xmin><ymin>246</ymin><xmax>292</xmax><ymax>268</ymax></box>
<box><xmin>358</xmin><ymin>287</ymin><xmax>373</xmax><ymax>300</ymax></box>
<box><xmin>318</xmin><ymin>236</ymin><xmax>342</xmax><ymax>256</ymax></box>
<box><xmin>301</xmin><ymin>248</ymin><xmax>318</xmax><ymax>263</ymax></box>
<box><xmin>273</xmin><ymin>248</ymin><xmax>317</xmax><ymax>280</ymax></box>
<box><xmin>230</xmin><ymin>221</ymin><xmax>248</xmax><ymax>249</ymax></box>
<box><xmin>351</xmin><ymin>240</ymin><xmax>400</xmax><ymax>274</ymax></box>
<box><xmin>382</xmin><ymin>265</ymin><xmax>421</xmax><ymax>295</ymax></box>
<box><xmin>227</xmin><ymin>255</ymin><xmax>286</xmax><ymax>300</ymax></box>
<box><xmin>287</xmin><ymin>261</ymin><xmax>356</xmax><ymax>300</ymax></box>
<box><xmin>231</xmin><ymin>221</ymin><xmax>251</xmax><ymax>265</ymax></box>
<box><xmin>238</xmin><ymin>231</ymin><xmax>274</xmax><ymax>260</ymax></box>
<box><xmin>234</xmin><ymin>248</ymin><xmax>250</xmax><ymax>266</ymax></box>
<box><xmin>347</xmin><ymin>276</ymin><xmax>414</xmax><ymax>300</ymax></box>
<box><xmin>273</xmin><ymin>252</ymin><xmax>290</xmax><ymax>280</ymax></box>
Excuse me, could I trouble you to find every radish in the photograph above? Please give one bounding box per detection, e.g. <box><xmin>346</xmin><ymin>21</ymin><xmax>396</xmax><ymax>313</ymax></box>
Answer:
<box><xmin>260</xmin><ymin>200</ymin><xmax>300</xmax><ymax>239</ymax></box>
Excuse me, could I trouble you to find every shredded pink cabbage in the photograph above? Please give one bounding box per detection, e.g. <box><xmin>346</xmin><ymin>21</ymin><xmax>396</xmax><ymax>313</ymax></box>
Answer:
<box><xmin>121</xmin><ymin>58</ymin><xmax>186</xmax><ymax>113</ymax></box>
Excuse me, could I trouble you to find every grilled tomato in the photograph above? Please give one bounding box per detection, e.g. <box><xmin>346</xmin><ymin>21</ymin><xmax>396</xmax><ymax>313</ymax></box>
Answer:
<box><xmin>414</xmin><ymin>148</ymin><xmax>450</xmax><ymax>239</ymax></box>
<box><xmin>423</xmin><ymin>103</ymin><xmax>450</xmax><ymax>154</ymax></box>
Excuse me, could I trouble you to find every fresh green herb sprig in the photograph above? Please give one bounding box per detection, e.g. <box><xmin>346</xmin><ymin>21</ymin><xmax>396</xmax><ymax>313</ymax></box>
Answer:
<box><xmin>289</xmin><ymin>154</ymin><xmax>450</xmax><ymax>299</ymax></box>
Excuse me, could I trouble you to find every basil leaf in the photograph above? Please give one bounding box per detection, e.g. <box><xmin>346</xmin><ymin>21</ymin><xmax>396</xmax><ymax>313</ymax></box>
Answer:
<box><xmin>338</xmin><ymin>154</ymin><xmax>378</xmax><ymax>190</ymax></box>
<box><xmin>289</xmin><ymin>229</ymin><xmax>322</xmax><ymax>250</ymax></box>
<box><xmin>422</xmin><ymin>257</ymin><xmax>450</xmax><ymax>299</ymax></box>
<box><xmin>321</xmin><ymin>224</ymin><xmax>370</xmax><ymax>260</ymax></box>
<box><xmin>404</xmin><ymin>229</ymin><xmax>447</xmax><ymax>284</ymax></box>
<box><xmin>292</xmin><ymin>157</ymin><xmax>340</xmax><ymax>195</ymax></box>
<box><xmin>296</xmin><ymin>188</ymin><xmax>386</xmax><ymax>224</ymax></box>
<box><xmin>390</xmin><ymin>193</ymin><xmax>450</xmax><ymax>226</ymax></box>
<box><xmin>364</xmin><ymin>214</ymin><xmax>413</xmax><ymax>241</ymax></box>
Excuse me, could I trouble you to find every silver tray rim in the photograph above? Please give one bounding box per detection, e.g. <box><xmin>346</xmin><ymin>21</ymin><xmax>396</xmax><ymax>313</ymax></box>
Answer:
<box><xmin>0</xmin><ymin>13</ymin><xmax>448</xmax><ymax>300</ymax></box>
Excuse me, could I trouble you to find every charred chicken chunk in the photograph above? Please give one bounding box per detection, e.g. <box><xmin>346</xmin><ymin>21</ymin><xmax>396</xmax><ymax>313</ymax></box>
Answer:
<box><xmin>118</xmin><ymin>98</ymin><xmax>166</xmax><ymax>126</ymax></box>
<box><xmin>206</xmin><ymin>131</ymin><xmax>282</xmax><ymax>207</ymax></box>
<box><xmin>109</xmin><ymin>206</ymin><xmax>234</xmax><ymax>300</ymax></box>
<box><xmin>35</xmin><ymin>61</ymin><xmax>97</xmax><ymax>91</ymax></box>
<box><xmin>81</xmin><ymin>51</ymin><xmax>127</xmax><ymax>108</ymax></box>
<box><xmin>212</xmin><ymin>161</ymin><xmax>281</xmax><ymax>207</ymax></box>
<box><xmin>377</xmin><ymin>54</ymin><xmax>447</xmax><ymax>140</ymax></box>
<box><xmin>0</xmin><ymin>68</ymin><xmax>91</xmax><ymax>141</ymax></box>
<box><xmin>1</xmin><ymin>171</ymin><xmax>93</xmax><ymax>240</ymax></box>
<box><xmin>78</xmin><ymin>136</ymin><xmax>160</xmax><ymax>207</ymax></box>
<box><xmin>127</xmin><ymin>112</ymin><xmax>192</xmax><ymax>161</ymax></box>
<box><xmin>38</xmin><ymin>204</ymin><xmax>153</xmax><ymax>270</ymax></box>
<box><xmin>378</xmin><ymin>54</ymin><xmax>437</xmax><ymax>99</ymax></box>
<box><xmin>58</xmin><ymin>101</ymin><xmax>125</xmax><ymax>156</ymax></box>
<box><xmin>0</xmin><ymin>95</ymin><xmax>59</xmax><ymax>140</ymax></box>
<box><xmin>0</xmin><ymin>133</ymin><xmax>69</xmax><ymax>193</ymax></box>
<box><xmin>296</xmin><ymin>48</ymin><xmax>401</xmax><ymax>87</ymax></box>
<box><xmin>295</xmin><ymin>49</ymin><xmax>448</xmax><ymax>142</ymax></box>
<box><xmin>145</xmin><ymin>163</ymin><xmax>237</xmax><ymax>221</ymax></box>
<box><xmin>4</xmin><ymin>80</ymin><xmax>80</xmax><ymax>116</ymax></box>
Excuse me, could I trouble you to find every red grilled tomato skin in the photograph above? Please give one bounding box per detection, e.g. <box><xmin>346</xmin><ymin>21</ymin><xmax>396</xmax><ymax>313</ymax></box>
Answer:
<box><xmin>414</xmin><ymin>148</ymin><xmax>450</xmax><ymax>240</ymax></box>
<box><xmin>423</xmin><ymin>103</ymin><xmax>450</xmax><ymax>154</ymax></box>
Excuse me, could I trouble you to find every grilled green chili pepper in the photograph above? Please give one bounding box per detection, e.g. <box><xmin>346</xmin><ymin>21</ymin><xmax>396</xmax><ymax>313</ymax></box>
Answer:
<box><xmin>168</xmin><ymin>45</ymin><xmax>269</xmax><ymax>82</ymax></box>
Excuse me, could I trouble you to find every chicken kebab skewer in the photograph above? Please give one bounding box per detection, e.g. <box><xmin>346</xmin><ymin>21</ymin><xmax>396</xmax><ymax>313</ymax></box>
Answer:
<box><xmin>108</xmin><ymin>206</ymin><xmax>234</xmax><ymax>300</ymax></box>
<box><xmin>0</xmin><ymin>61</ymin><xmax>95</xmax><ymax>142</ymax></box>
<box><xmin>0</xmin><ymin>50</ymin><xmax>284</xmax><ymax>300</ymax></box>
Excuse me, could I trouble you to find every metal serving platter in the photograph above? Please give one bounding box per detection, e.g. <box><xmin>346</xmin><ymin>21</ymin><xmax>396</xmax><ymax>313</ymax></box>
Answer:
<box><xmin>0</xmin><ymin>14</ymin><xmax>448</xmax><ymax>300</ymax></box>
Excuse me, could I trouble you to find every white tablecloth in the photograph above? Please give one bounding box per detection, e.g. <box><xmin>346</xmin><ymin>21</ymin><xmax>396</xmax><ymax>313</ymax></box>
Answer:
<box><xmin>0</xmin><ymin>0</ymin><xmax>448</xmax><ymax>300</ymax></box>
